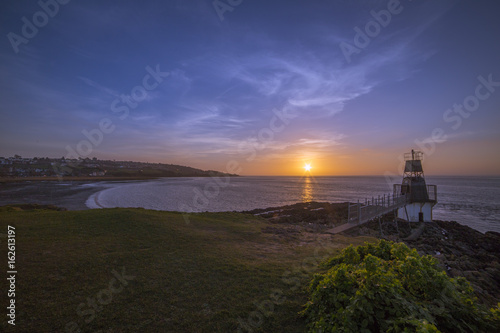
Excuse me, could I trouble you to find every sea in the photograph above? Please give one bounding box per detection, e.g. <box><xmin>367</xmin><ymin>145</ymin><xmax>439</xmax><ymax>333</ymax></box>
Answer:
<box><xmin>85</xmin><ymin>176</ymin><xmax>500</xmax><ymax>234</ymax></box>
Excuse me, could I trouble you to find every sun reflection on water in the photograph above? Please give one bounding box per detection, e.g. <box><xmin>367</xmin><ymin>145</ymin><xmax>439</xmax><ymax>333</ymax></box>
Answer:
<box><xmin>301</xmin><ymin>176</ymin><xmax>313</xmax><ymax>202</ymax></box>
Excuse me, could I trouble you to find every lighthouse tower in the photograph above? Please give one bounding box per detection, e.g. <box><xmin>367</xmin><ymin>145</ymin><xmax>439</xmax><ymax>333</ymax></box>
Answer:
<box><xmin>393</xmin><ymin>150</ymin><xmax>437</xmax><ymax>222</ymax></box>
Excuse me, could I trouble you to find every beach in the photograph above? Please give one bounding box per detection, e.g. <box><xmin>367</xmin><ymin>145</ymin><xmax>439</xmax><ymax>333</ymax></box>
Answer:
<box><xmin>1</xmin><ymin>176</ymin><xmax>499</xmax><ymax>233</ymax></box>
<box><xmin>0</xmin><ymin>181</ymin><xmax>112</xmax><ymax>210</ymax></box>
<box><xmin>1</xmin><ymin>181</ymin><xmax>499</xmax><ymax>331</ymax></box>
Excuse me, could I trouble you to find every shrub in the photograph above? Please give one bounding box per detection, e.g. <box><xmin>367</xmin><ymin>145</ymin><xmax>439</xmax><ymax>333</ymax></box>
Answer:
<box><xmin>302</xmin><ymin>240</ymin><xmax>500</xmax><ymax>332</ymax></box>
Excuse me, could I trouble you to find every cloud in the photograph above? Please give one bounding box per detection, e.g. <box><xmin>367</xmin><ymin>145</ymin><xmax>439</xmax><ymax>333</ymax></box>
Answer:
<box><xmin>77</xmin><ymin>76</ymin><xmax>120</xmax><ymax>97</ymax></box>
<box><xmin>147</xmin><ymin>20</ymin><xmax>436</xmax><ymax>158</ymax></box>
<box><xmin>0</xmin><ymin>0</ymin><xmax>463</xmax><ymax>164</ymax></box>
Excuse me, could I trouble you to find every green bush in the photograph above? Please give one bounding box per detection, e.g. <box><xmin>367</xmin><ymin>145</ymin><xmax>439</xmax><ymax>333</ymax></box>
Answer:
<box><xmin>302</xmin><ymin>240</ymin><xmax>500</xmax><ymax>333</ymax></box>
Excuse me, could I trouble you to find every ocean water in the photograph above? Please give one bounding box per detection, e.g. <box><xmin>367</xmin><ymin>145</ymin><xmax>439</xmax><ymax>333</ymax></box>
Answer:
<box><xmin>85</xmin><ymin>176</ymin><xmax>500</xmax><ymax>233</ymax></box>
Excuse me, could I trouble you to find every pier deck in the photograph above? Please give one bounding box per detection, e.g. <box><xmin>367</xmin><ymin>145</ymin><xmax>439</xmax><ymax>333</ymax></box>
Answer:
<box><xmin>325</xmin><ymin>193</ymin><xmax>408</xmax><ymax>234</ymax></box>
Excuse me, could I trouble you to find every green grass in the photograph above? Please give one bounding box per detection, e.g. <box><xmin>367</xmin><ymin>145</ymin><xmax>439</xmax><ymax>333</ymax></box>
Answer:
<box><xmin>0</xmin><ymin>208</ymin><xmax>375</xmax><ymax>332</ymax></box>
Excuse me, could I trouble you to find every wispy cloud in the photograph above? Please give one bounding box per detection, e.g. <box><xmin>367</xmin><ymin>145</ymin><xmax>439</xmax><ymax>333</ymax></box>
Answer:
<box><xmin>2</xmin><ymin>0</ymin><xmax>496</xmax><ymax>175</ymax></box>
<box><xmin>77</xmin><ymin>76</ymin><xmax>120</xmax><ymax>97</ymax></box>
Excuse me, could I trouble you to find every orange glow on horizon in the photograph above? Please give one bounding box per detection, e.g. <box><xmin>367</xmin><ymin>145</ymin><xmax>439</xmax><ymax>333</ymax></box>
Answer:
<box><xmin>192</xmin><ymin>138</ymin><xmax>500</xmax><ymax>176</ymax></box>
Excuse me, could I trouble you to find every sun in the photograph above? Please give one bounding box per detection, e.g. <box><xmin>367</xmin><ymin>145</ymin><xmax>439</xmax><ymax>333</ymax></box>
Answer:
<box><xmin>304</xmin><ymin>163</ymin><xmax>312</xmax><ymax>172</ymax></box>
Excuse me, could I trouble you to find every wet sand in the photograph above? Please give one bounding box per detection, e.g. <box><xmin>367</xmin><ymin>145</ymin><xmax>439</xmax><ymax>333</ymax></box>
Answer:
<box><xmin>0</xmin><ymin>181</ymin><xmax>112</xmax><ymax>210</ymax></box>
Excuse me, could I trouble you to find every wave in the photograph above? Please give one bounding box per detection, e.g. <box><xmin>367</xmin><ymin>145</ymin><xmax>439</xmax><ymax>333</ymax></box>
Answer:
<box><xmin>85</xmin><ymin>190</ymin><xmax>106</xmax><ymax>209</ymax></box>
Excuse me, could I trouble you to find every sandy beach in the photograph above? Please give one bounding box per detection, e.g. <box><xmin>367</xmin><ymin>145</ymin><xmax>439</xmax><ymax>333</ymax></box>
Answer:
<box><xmin>0</xmin><ymin>181</ymin><xmax>112</xmax><ymax>210</ymax></box>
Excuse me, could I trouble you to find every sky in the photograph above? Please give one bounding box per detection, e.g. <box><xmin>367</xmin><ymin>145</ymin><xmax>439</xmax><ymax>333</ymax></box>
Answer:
<box><xmin>0</xmin><ymin>0</ymin><xmax>499</xmax><ymax>176</ymax></box>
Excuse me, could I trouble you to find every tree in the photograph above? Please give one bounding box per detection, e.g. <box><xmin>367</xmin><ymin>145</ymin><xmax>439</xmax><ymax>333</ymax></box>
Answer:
<box><xmin>302</xmin><ymin>240</ymin><xmax>500</xmax><ymax>333</ymax></box>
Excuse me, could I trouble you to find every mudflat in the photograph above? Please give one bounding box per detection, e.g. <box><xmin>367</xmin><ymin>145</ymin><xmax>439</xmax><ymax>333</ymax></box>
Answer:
<box><xmin>0</xmin><ymin>181</ymin><xmax>110</xmax><ymax>210</ymax></box>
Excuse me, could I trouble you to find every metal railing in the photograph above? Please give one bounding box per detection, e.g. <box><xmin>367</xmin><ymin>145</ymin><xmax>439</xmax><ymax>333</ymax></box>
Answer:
<box><xmin>325</xmin><ymin>192</ymin><xmax>409</xmax><ymax>234</ymax></box>
<box><xmin>347</xmin><ymin>193</ymin><xmax>409</xmax><ymax>225</ymax></box>
<box><xmin>404</xmin><ymin>150</ymin><xmax>423</xmax><ymax>161</ymax></box>
<box><xmin>393</xmin><ymin>183</ymin><xmax>437</xmax><ymax>203</ymax></box>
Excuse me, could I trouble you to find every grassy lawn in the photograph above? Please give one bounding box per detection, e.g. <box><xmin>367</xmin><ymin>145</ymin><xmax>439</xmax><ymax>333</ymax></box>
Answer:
<box><xmin>0</xmin><ymin>208</ymin><xmax>375</xmax><ymax>332</ymax></box>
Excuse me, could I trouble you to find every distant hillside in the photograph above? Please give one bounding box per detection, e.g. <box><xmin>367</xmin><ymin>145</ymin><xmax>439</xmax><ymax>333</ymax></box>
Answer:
<box><xmin>0</xmin><ymin>156</ymin><xmax>238</xmax><ymax>178</ymax></box>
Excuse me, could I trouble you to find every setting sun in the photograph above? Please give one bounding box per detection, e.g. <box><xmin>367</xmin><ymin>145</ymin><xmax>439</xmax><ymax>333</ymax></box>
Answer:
<box><xmin>304</xmin><ymin>163</ymin><xmax>312</xmax><ymax>172</ymax></box>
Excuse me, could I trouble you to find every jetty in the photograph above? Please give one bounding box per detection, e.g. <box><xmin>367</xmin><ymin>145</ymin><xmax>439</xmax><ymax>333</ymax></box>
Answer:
<box><xmin>326</xmin><ymin>150</ymin><xmax>437</xmax><ymax>234</ymax></box>
<box><xmin>325</xmin><ymin>193</ymin><xmax>409</xmax><ymax>234</ymax></box>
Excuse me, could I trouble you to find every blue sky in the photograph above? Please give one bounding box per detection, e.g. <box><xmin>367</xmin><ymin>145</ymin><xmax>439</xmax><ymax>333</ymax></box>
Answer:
<box><xmin>1</xmin><ymin>0</ymin><xmax>499</xmax><ymax>175</ymax></box>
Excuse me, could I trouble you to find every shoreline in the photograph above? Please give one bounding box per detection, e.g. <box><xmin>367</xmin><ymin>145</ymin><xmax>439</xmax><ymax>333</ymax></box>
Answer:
<box><xmin>0</xmin><ymin>176</ymin><xmax>161</xmax><ymax>183</ymax></box>
<box><xmin>85</xmin><ymin>189</ymin><xmax>107</xmax><ymax>209</ymax></box>
<box><xmin>0</xmin><ymin>180</ymin><xmax>112</xmax><ymax>211</ymax></box>
<box><xmin>1</xmin><ymin>179</ymin><xmax>498</xmax><ymax>234</ymax></box>
<box><xmin>245</xmin><ymin>202</ymin><xmax>500</xmax><ymax>308</ymax></box>
<box><xmin>0</xmin><ymin>174</ymin><xmax>241</xmax><ymax>183</ymax></box>
<box><xmin>2</xmin><ymin>202</ymin><xmax>499</xmax><ymax>308</ymax></box>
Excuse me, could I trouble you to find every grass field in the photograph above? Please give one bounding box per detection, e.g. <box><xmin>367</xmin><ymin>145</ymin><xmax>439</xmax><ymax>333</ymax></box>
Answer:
<box><xmin>0</xmin><ymin>207</ymin><xmax>375</xmax><ymax>332</ymax></box>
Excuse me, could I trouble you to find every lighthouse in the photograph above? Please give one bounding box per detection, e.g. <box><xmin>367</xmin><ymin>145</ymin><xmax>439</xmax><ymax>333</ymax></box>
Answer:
<box><xmin>393</xmin><ymin>150</ymin><xmax>437</xmax><ymax>222</ymax></box>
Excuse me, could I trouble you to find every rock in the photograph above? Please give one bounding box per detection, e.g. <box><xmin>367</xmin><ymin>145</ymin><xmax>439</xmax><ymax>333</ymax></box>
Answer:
<box><xmin>462</xmin><ymin>270</ymin><xmax>481</xmax><ymax>279</ymax></box>
<box><xmin>350</xmin><ymin>219</ymin><xmax>500</xmax><ymax>307</ymax></box>
<box><xmin>449</xmin><ymin>268</ymin><xmax>463</xmax><ymax>278</ymax></box>
<box><xmin>250</xmin><ymin>202</ymin><xmax>500</xmax><ymax>308</ymax></box>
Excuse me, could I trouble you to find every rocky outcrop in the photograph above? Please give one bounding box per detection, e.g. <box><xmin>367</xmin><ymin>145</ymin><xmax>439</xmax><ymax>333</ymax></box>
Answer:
<box><xmin>343</xmin><ymin>218</ymin><xmax>500</xmax><ymax>307</ymax></box>
<box><xmin>247</xmin><ymin>202</ymin><xmax>500</xmax><ymax>308</ymax></box>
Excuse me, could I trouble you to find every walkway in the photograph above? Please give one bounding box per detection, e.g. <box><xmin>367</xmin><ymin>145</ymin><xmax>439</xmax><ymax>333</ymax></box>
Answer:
<box><xmin>325</xmin><ymin>193</ymin><xmax>408</xmax><ymax>234</ymax></box>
